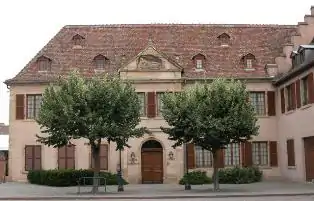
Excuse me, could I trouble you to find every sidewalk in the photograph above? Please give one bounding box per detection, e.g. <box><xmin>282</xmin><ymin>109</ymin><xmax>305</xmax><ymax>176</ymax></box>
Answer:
<box><xmin>0</xmin><ymin>181</ymin><xmax>313</xmax><ymax>200</ymax></box>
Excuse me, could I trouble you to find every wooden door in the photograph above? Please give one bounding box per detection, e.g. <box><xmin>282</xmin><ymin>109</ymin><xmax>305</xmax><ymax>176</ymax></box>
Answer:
<box><xmin>304</xmin><ymin>137</ymin><xmax>314</xmax><ymax>182</ymax></box>
<box><xmin>141</xmin><ymin>148</ymin><xmax>163</xmax><ymax>184</ymax></box>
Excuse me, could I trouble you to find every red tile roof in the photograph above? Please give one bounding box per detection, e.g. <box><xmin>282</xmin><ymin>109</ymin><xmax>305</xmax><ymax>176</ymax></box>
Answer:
<box><xmin>5</xmin><ymin>24</ymin><xmax>297</xmax><ymax>84</ymax></box>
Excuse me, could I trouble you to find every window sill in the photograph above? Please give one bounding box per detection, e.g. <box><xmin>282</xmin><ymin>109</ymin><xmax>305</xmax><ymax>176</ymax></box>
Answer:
<box><xmin>244</xmin><ymin>68</ymin><xmax>256</xmax><ymax>71</ymax></box>
<box><xmin>140</xmin><ymin>116</ymin><xmax>164</xmax><ymax>120</ymax></box>
<box><xmin>195</xmin><ymin>68</ymin><xmax>205</xmax><ymax>72</ymax></box>
<box><xmin>288</xmin><ymin>166</ymin><xmax>296</xmax><ymax>169</ymax></box>
<box><xmin>300</xmin><ymin>104</ymin><xmax>312</xmax><ymax>110</ymax></box>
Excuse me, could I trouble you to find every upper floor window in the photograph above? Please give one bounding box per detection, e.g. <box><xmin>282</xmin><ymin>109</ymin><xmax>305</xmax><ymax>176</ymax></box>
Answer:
<box><xmin>285</xmin><ymin>84</ymin><xmax>294</xmax><ymax>111</ymax></box>
<box><xmin>37</xmin><ymin>56</ymin><xmax>51</xmax><ymax>72</ymax></box>
<box><xmin>192</xmin><ymin>53</ymin><xmax>205</xmax><ymax>70</ymax></box>
<box><xmin>93</xmin><ymin>54</ymin><xmax>109</xmax><ymax>70</ymax></box>
<box><xmin>217</xmin><ymin>33</ymin><xmax>231</xmax><ymax>46</ymax></box>
<box><xmin>137</xmin><ymin>92</ymin><xmax>146</xmax><ymax>116</ymax></box>
<box><xmin>241</xmin><ymin>53</ymin><xmax>256</xmax><ymax>69</ymax></box>
<box><xmin>249</xmin><ymin>92</ymin><xmax>265</xmax><ymax>115</ymax></box>
<box><xmin>195</xmin><ymin>145</ymin><xmax>212</xmax><ymax>168</ymax></box>
<box><xmin>252</xmin><ymin>142</ymin><xmax>268</xmax><ymax>166</ymax></box>
<box><xmin>301</xmin><ymin>76</ymin><xmax>309</xmax><ymax>106</ymax></box>
<box><xmin>26</xmin><ymin>94</ymin><xmax>42</xmax><ymax>119</ymax></box>
<box><xmin>157</xmin><ymin>92</ymin><xmax>165</xmax><ymax>116</ymax></box>
<box><xmin>224</xmin><ymin>143</ymin><xmax>240</xmax><ymax>166</ymax></box>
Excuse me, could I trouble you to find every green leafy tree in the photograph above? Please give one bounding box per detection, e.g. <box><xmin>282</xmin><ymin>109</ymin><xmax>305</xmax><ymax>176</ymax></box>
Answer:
<box><xmin>36</xmin><ymin>72</ymin><xmax>148</xmax><ymax>193</ymax></box>
<box><xmin>161</xmin><ymin>78</ymin><xmax>259</xmax><ymax>191</ymax></box>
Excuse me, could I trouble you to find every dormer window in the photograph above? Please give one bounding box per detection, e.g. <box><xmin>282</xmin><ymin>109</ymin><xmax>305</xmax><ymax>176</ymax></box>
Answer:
<box><xmin>93</xmin><ymin>54</ymin><xmax>109</xmax><ymax>70</ymax></box>
<box><xmin>37</xmin><ymin>56</ymin><xmax>51</xmax><ymax>72</ymax></box>
<box><xmin>192</xmin><ymin>53</ymin><xmax>206</xmax><ymax>70</ymax></box>
<box><xmin>241</xmin><ymin>53</ymin><xmax>256</xmax><ymax>70</ymax></box>
<box><xmin>217</xmin><ymin>33</ymin><xmax>231</xmax><ymax>47</ymax></box>
<box><xmin>196</xmin><ymin>59</ymin><xmax>203</xmax><ymax>69</ymax></box>
<box><xmin>72</xmin><ymin>34</ymin><xmax>85</xmax><ymax>46</ymax></box>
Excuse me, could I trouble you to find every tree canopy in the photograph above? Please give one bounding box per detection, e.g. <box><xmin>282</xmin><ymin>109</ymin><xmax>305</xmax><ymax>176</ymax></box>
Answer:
<box><xmin>161</xmin><ymin>78</ymin><xmax>259</xmax><ymax>190</ymax></box>
<box><xmin>36</xmin><ymin>72</ymin><xmax>148</xmax><ymax>192</ymax></box>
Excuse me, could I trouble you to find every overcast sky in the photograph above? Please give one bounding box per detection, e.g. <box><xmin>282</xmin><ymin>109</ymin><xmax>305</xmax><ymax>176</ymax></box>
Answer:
<box><xmin>0</xmin><ymin>0</ymin><xmax>313</xmax><ymax>124</ymax></box>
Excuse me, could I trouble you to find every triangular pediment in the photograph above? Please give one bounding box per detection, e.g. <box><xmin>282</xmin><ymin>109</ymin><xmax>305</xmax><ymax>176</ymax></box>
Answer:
<box><xmin>120</xmin><ymin>44</ymin><xmax>182</xmax><ymax>72</ymax></box>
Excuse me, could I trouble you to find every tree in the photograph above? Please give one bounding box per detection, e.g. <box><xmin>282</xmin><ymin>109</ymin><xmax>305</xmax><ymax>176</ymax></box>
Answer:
<box><xmin>36</xmin><ymin>72</ymin><xmax>148</xmax><ymax>193</ymax></box>
<box><xmin>161</xmin><ymin>78</ymin><xmax>259</xmax><ymax>191</ymax></box>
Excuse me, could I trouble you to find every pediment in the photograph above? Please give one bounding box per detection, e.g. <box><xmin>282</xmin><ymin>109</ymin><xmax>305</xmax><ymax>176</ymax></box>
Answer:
<box><xmin>120</xmin><ymin>46</ymin><xmax>182</xmax><ymax>72</ymax></box>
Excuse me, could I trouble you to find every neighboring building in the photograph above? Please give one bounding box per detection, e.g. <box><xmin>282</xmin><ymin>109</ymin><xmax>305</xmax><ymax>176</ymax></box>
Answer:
<box><xmin>0</xmin><ymin>123</ymin><xmax>9</xmax><ymax>178</ymax></box>
<box><xmin>4</xmin><ymin>6</ymin><xmax>314</xmax><ymax>184</ymax></box>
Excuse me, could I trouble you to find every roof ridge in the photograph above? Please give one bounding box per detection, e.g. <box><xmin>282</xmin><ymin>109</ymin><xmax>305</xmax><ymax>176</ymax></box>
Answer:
<box><xmin>64</xmin><ymin>24</ymin><xmax>297</xmax><ymax>29</ymax></box>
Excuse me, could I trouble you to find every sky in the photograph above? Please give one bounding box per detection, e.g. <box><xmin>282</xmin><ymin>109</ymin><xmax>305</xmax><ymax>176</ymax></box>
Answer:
<box><xmin>0</xmin><ymin>0</ymin><xmax>313</xmax><ymax>125</ymax></box>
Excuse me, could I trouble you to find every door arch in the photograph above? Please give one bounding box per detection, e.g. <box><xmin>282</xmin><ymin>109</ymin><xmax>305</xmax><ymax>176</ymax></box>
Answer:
<box><xmin>141</xmin><ymin>140</ymin><xmax>163</xmax><ymax>184</ymax></box>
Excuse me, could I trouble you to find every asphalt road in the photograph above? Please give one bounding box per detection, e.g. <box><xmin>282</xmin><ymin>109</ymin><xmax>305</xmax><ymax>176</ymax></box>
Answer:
<box><xmin>14</xmin><ymin>195</ymin><xmax>314</xmax><ymax>201</ymax></box>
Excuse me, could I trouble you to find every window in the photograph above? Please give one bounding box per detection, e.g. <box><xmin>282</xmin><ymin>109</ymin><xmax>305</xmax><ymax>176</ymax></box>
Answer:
<box><xmin>37</xmin><ymin>56</ymin><xmax>51</xmax><ymax>71</ymax></box>
<box><xmin>252</xmin><ymin>142</ymin><xmax>268</xmax><ymax>166</ymax></box>
<box><xmin>217</xmin><ymin>33</ymin><xmax>230</xmax><ymax>46</ymax></box>
<box><xmin>157</xmin><ymin>92</ymin><xmax>165</xmax><ymax>116</ymax></box>
<box><xmin>287</xmin><ymin>139</ymin><xmax>295</xmax><ymax>167</ymax></box>
<box><xmin>195</xmin><ymin>145</ymin><xmax>212</xmax><ymax>167</ymax></box>
<box><xmin>301</xmin><ymin>76</ymin><xmax>309</xmax><ymax>105</ymax></box>
<box><xmin>25</xmin><ymin>145</ymin><xmax>41</xmax><ymax>171</ymax></box>
<box><xmin>72</xmin><ymin>34</ymin><xmax>85</xmax><ymax>46</ymax></box>
<box><xmin>95</xmin><ymin>58</ymin><xmax>105</xmax><ymax>69</ymax></box>
<box><xmin>224</xmin><ymin>143</ymin><xmax>240</xmax><ymax>166</ymax></box>
<box><xmin>26</xmin><ymin>94</ymin><xmax>42</xmax><ymax>119</ymax></box>
<box><xmin>91</xmin><ymin>144</ymin><xmax>108</xmax><ymax>170</ymax></box>
<box><xmin>58</xmin><ymin>145</ymin><xmax>75</xmax><ymax>169</ymax></box>
<box><xmin>196</xmin><ymin>60</ymin><xmax>203</xmax><ymax>69</ymax></box>
<box><xmin>249</xmin><ymin>92</ymin><xmax>265</xmax><ymax>115</ymax></box>
<box><xmin>286</xmin><ymin>85</ymin><xmax>293</xmax><ymax>111</ymax></box>
<box><xmin>246</xmin><ymin>59</ymin><xmax>253</xmax><ymax>68</ymax></box>
<box><xmin>137</xmin><ymin>92</ymin><xmax>146</xmax><ymax>116</ymax></box>
<box><xmin>242</xmin><ymin>53</ymin><xmax>256</xmax><ymax>69</ymax></box>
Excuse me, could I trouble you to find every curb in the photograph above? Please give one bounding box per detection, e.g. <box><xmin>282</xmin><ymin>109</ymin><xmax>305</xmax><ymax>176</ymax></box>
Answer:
<box><xmin>0</xmin><ymin>193</ymin><xmax>314</xmax><ymax>200</ymax></box>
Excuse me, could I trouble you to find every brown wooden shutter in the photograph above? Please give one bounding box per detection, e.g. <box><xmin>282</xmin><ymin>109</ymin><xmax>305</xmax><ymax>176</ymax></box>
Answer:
<box><xmin>280</xmin><ymin>88</ymin><xmax>285</xmax><ymax>113</ymax></box>
<box><xmin>16</xmin><ymin>94</ymin><xmax>25</xmax><ymax>120</ymax></box>
<box><xmin>241</xmin><ymin>142</ymin><xmax>252</xmax><ymax>167</ymax></box>
<box><xmin>187</xmin><ymin>143</ymin><xmax>195</xmax><ymax>169</ymax></box>
<box><xmin>66</xmin><ymin>145</ymin><xmax>75</xmax><ymax>169</ymax></box>
<box><xmin>100</xmin><ymin>144</ymin><xmax>108</xmax><ymax>170</ymax></box>
<box><xmin>287</xmin><ymin>139</ymin><xmax>295</xmax><ymax>166</ymax></box>
<box><xmin>25</xmin><ymin>146</ymin><xmax>34</xmax><ymax>171</ymax></box>
<box><xmin>269</xmin><ymin>141</ymin><xmax>278</xmax><ymax>167</ymax></box>
<box><xmin>216</xmin><ymin>149</ymin><xmax>224</xmax><ymax>168</ymax></box>
<box><xmin>308</xmin><ymin>72</ymin><xmax>314</xmax><ymax>104</ymax></box>
<box><xmin>296</xmin><ymin>80</ymin><xmax>301</xmax><ymax>108</ymax></box>
<box><xmin>58</xmin><ymin>146</ymin><xmax>66</xmax><ymax>169</ymax></box>
<box><xmin>34</xmin><ymin>146</ymin><xmax>42</xmax><ymax>170</ymax></box>
<box><xmin>267</xmin><ymin>91</ymin><xmax>276</xmax><ymax>116</ymax></box>
<box><xmin>291</xmin><ymin>82</ymin><xmax>296</xmax><ymax>110</ymax></box>
<box><xmin>147</xmin><ymin>92</ymin><xmax>156</xmax><ymax>118</ymax></box>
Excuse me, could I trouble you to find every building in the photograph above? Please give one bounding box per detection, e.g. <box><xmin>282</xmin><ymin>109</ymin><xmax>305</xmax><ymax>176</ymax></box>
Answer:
<box><xmin>0</xmin><ymin>123</ymin><xmax>9</xmax><ymax>180</ymax></box>
<box><xmin>4</xmin><ymin>6</ymin><xmax>314</xmax><ymax>184</ymax></box>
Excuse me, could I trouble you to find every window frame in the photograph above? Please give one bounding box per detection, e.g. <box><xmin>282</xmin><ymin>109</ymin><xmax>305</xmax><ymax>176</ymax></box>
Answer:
<box><xmin>58</xmin><ymin>145</ymin><xmax>75</xmax><ymax>170</ymax></box>
<box><xmin>224</xmin><ymin>143</ymin><xmax>241</xmax><ymax>166</ymax></box>
<box><xmin>252</xmin><ymin>141</ymin><xmax>269</xmax><ymax>166</ymax></box>
<box><xmin>249</xmin><ymin>92</ymin><xmax>266</xmax><ymax>116</ymax></box>
<box><xmin>156</xmin><ymin>92</ymin><xmax>165</xmax><ymax>116</ymax></box>
<box><xmin>286</xmin><ymin>139</ymin><xmax>295</xmax><ymax>167</ymax></box>
<box><xmin>285</xmin><ymin>85</ymin><xmax>293</xmax><ymax>111</ymax></box>
<box><xmin>195</xmin><ymin>145</ymin><xmax>213</xmax><ymax>168</ymax></box>
<box><xmin>196</xmin><ymin>59</ymin><xmax>203</xmax><ymax>69</ymax></box>
<box><xmin>301</xmin><ymin>76</ymin><xmax>309</xmax><ymax>106</ymax></box>
<box><xmin>26</xmin><ymin>94</ymin><xmax>43</xmax><ymax>119</ymax></box>
<box><xmin>137</xmin><ymin>92</ymin><xmax>146</xmax><ymax>117</ymax></box>
<box><xmin>24</xmin><ymin>145</ymin><xmax>42</xmax><ymax>171</ymax></box>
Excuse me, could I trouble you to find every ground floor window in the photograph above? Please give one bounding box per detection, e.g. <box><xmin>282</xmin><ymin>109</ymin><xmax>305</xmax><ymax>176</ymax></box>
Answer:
<box><xmin>224</xmin><ymin>143</ymin><xmax>240</xmax><ymax>166</ymax></box>
<box><xmin>252</xmin><ymin>142</ymin><xmax>268</xmax><ymax>166</ymax></box>
<box><xmin>195</xmin><ymin>145</ymin><xmax>212</xmax><ymax>167</ymax></box>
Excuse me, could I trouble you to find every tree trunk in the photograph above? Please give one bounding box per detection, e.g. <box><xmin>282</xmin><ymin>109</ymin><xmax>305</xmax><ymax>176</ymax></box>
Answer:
<box><xmin>91</xmin><ymin>142</ymin><xmax>101</xmax><ymax>194</ymax></box>
<box><xmin>212</xmin><ymin>150</ymin><xmax>220</xmax><ymax>191</ymax></box>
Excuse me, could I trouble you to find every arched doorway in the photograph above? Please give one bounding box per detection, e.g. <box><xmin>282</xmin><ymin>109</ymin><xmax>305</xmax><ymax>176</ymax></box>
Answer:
<box><xmin>141</xmin><ymin>140</ymin><xmax>163</xmax><ymax>184</ymax></box>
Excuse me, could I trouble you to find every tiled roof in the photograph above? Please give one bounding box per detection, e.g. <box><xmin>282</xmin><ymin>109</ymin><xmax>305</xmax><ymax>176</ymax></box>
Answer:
<box><xmin>5</xmin><ymin>24</ymin><xmax>297</xmax><ymax>84</ymax></box>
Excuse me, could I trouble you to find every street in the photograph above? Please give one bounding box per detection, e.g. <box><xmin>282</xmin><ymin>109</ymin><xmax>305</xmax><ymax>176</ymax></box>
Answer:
<box><xmin>13</xmin><ymin>196</ymin><xmax>314</xmax><ymax>201</ymax></box>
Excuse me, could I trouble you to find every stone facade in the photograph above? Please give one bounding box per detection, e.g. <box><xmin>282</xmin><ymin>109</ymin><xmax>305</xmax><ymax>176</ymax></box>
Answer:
<box><xmin>4</xmin><ymin>6</ymin><xmax>314</xmax><ymax>184</ymax></box>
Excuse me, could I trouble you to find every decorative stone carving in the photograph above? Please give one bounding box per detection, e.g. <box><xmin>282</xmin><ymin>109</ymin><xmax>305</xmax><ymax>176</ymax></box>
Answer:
<box><xmin>128</xmin><ymin>151</ymin><xmax>138</xmax><ymax>165</ymax></box>
<box><xmin>137</xmin><ymin>54</ymin><xmax>163</xmax><ymax>70</ymax></box>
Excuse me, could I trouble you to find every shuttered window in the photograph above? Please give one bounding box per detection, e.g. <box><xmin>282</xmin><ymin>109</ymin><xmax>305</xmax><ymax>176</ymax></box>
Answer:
<box><xmin>280</xmin><ymin>88</ymin><xmax>285</xmax><ymax>113</ymax></box>
<box><xmin>267</xmin><ymin>91</ymin><xmax>276</xmax><ymax>116</ymax></box>
<box><xmin>156</xmin><ymin>92</ymin><xmax>165</xmax><ymax>116</ymax></box>
<box><xmin>16</xmin><ymin>94</ymin><xmax>25</xmax><ymax>120</ymax></box>
<box><xmin>195</xmin><ymin>145</ymin><xmax>212</xmax><ymax>168</ymax></box>
<box><xmin>25</xmin><ymin>145</ymin><xmax>41</xmax><ymax>171</ymax></box>
<box><xmin>147</xmin><ymin>92</ymin><xmax>156</xmax><ymax>118</ymax></box>
<box><xmin>269</xmin><ymin>141</ymin><xmax>278</xmax><ymax>167</ymax></box>
<box><xmin>224</xmin><ymin>143</ymin><xmax>240</xmax><ymax>166</ymax></box>
<box><xmin>287</xmin><ymin>139</ymin><xmax>295</xmax><ymax>167</ymax></box>
<box><xmin>249</xmin><ymin>92</ymin><xmax>265</xmax><ymax>115</ymax></box>
<box><xmin>26</xmin><ymin>94</ymin><xmax>42</xmax><ymax>119</ymax></box>
<box><xmin>285</xmin><ymin>84</ymin><xmax>296</xmax><ymax>111</ymax></box>
<box><xmin>252</xmin><ymin>142</ymin><xmax>268</xmax><ymax>166</ymax></box>
<box><xmin>301</xmin><ymin>76</ymin><xmax>309</xmax><ymax>106</ymax></box>
<box><xmin>58</xmin><ymin>145</ymin><xmax>75</xmax><ymax>169</ymax></box>
<box><xmin>91</xmin><ymin>144</ymin><xmax>109</xmax><ymax>170</ymax></box>
<box><xmin>137</xmin><ymin>92</ymin><xmax>146</xmax><ymax>116</ymax></box>
<box><xmin>187</xmin><ymin>143</ymin><xmax>195</xmax><ymax>169</ymax></box>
